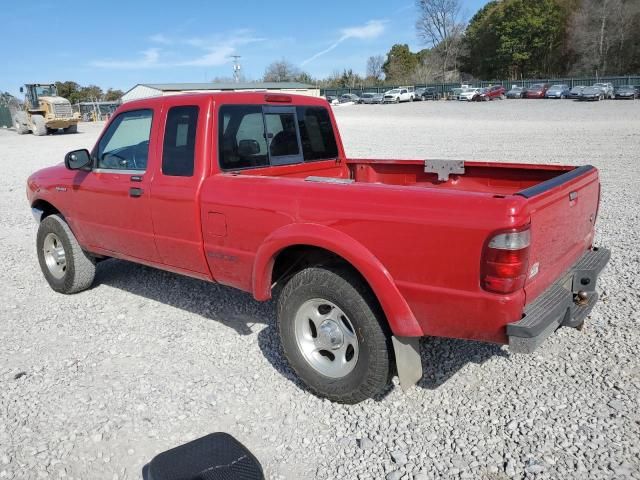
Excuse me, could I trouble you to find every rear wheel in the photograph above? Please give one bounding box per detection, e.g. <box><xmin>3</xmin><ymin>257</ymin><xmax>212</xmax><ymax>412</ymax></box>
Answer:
<box><xmin>277</xmin><ymin>267</ymin><xmax>392</xmax><ymax>403</ymax></box>
<box><xmin>37</xmin><ymin>215</ymin><xmax>96</xmax><ymax>294</ymax></box>
<box><xmin>31</xmin><ymin>115</ymin><xmax>47</xmax><ymax>136</ymax></box>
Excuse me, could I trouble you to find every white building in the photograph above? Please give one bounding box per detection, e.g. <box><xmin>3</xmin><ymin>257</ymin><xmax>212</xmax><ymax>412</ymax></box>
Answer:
<box><xmin>121</xmin><ymin>82</ymin><xmax>319</xmax><ymax>103</ymax></box>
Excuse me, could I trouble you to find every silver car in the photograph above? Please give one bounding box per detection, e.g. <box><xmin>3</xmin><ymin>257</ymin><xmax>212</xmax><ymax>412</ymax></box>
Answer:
<box><xmin>593</xmin><ymin>83</ymin><xmax>614</xmax><ymax>99</ymax></box>
<box><xmin>359</xmin><ymin>92</ymin><xmax>383</xmax><ymax>104</ymax></box>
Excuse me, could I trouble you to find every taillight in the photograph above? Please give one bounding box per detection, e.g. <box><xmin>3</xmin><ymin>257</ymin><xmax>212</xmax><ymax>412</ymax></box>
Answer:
<box><xmin>481</xmin><ymin>226</ymin><xmax>531</xmax><ymax>294</ymax></box>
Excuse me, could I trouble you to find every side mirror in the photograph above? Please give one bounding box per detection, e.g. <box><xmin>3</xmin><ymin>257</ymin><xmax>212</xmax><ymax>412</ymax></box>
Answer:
<box><xmin>65</xmin><ymin>149</ymin><xmax>92</xmax><ymax>170</ymax></box>
<box><xmin>238</xmin><ymin>139</ymin><xmax>260</xmax><ymax>156</ymax></box>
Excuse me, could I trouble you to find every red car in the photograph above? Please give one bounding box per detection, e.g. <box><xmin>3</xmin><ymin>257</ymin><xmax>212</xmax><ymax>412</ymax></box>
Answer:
<box><xmin>524</xmin><ymin>83</ymin><xmax>551</xmax><ymax>98</ymax></box>
<box><xmin>27</xmin><ymin>92</ymin><xmax>609</xmax><ymax>403</ymax></box>
<box><xmin>479</xmin><ymin>85</ymin><xmax>506</xmax><ymax>101</ymax></box>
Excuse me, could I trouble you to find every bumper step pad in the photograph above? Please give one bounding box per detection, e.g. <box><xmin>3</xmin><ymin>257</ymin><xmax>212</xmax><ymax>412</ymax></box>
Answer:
<box><xmin>508</xmin><ymin>247</ymin><xmax>610</xmax><ymax>354</ymax></box>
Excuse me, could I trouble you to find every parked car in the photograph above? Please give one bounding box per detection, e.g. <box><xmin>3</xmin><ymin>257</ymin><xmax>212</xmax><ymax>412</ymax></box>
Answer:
<box><xmin>545</xmin><ymin>84</ymin><xmax>571</xmax><ymax>99</ymax></box>
<box><xmin>614</xmin><ymin>85</ymin><xmax>637</xmax><ymax>99</ymax></box>
<box><xmin>506</xmin><ymin>86</ymin><xmax>525</xmax><ymax>99</ymax></box>
<box><xmin>568</xmin><ymin>86</ymin><xmax>585</xmax><ymax>99</ymax></box>
<box><xmin>359</xmin><ymin>92</ymin><xmax>384</xmax><ymax>104</ymax></box>
<box><xmin>523</xmin><ymin>83</ymin><xmax>550</xmax><ymax>98</ymax></box>
<box><xmin>449</xmin><ymin>87</ymin><xmax>465</xmax><ymax>100</ymax></box>
<box><xmin>579</xmin><ymin>86</ymin><xmax>605</xmax><ymax>101</ymax></box>
<box><xmin>593</xmin><ymin>83</ymin><xmax>614</xmax><ymax>99</ymax></box>
<box><xmin>325</xmin><ymin>95</ymin><xmax>339</xmax><ymax>105</ymax></box>
<box><xmin>458</xmin><ymin>87</ymin><xmax>482</xmax><ymax>101</ymax></box>
<box><xmin>416</xmin><ymin>87</ymin><xmax>439</xmax><ymax>100</ymax></box>
<box><xmin>27</xmin><ymin>91</ymin><xmax>609</xmax><ymax>403</ymax></box>
<box><xmin>479</xmin><ymin>85</ymin><xmax>506</xmax><ymax>101</ymax></box>
<box><xmin>383</xmin><ymin>88</ymin><xmax>413</xmax><ymax>103</ymax></box>
<box><xmin>339</xmin><ymin>93</ymin><xmax>360</xmax><ymax>104</ymax></box>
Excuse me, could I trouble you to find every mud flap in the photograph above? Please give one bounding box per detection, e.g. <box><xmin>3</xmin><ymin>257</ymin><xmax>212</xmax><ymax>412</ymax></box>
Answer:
<box><xmin>392</xmin><ymin>336</ymin><xmax>423</xmax><ymax>390</ymax></box>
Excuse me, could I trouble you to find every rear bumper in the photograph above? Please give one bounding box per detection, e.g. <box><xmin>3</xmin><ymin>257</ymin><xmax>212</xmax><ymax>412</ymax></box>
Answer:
<box><xmin>507</xmin><ymin>247</ymin><xmax>610</xmax><ymax>353</ymax></box>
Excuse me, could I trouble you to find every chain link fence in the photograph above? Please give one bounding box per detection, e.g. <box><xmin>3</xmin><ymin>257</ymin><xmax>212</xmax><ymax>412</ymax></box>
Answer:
<box><xmin>320</xmin><ymin>75</ymin><xmax>640</xmax><ymax>98</ymax></box>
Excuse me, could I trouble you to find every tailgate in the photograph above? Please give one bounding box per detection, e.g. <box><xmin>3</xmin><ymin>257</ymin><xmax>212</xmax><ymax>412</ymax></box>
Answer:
<box><xmin>518</xmin><ymin>165</ymin><xmax>601</xmax><ymax>303</ymax></box>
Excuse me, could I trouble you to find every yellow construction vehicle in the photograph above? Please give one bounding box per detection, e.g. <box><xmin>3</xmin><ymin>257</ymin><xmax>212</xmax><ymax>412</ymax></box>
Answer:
<box><xmin>13</xmin><ymin>83</ymin><xmax>80</xmax><ymax>135</ymax></box>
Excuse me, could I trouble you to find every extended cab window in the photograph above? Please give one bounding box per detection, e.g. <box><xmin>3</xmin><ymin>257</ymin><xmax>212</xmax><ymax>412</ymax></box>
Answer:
<box><xmin>219</xmin><ymin>105</ymin><xmax>337</xmax><ymax>170</ymax></box>
<box><xmin>96</xmin><ymin>109</ymin><xmax>152</xmax><ymax>171</ymax></box>
<box><xmin>162</xmin><ymin>106</ymin><xmax>199</xmax><ymax>177</ymax></box>
<box><xmin>219</xmin><ymin>105</ymin><xmax>269</xmax><ymax>170</ymax></box>
<box><xmin>296</xmin><ymin>107</ymin><xmax>338</xmax><ymax>161</ymax></box>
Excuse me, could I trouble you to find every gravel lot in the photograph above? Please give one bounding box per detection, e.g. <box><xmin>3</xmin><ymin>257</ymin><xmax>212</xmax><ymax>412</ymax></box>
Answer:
<box><xmin>1</xmin><ymin>99</ymin><xmax>639</xmax><ymax>480</ymax></box>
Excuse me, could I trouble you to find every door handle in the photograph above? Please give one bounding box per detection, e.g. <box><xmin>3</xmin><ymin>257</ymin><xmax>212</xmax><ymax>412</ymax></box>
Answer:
<box><xmin>129</xmin><ymin>187</ymin><xmax>143</xmax><ymax>197</ymax></box>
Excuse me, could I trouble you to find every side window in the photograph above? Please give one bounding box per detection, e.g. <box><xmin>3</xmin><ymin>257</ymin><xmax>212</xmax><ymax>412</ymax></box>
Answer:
<box><xmin>162</xmin><ymin>106</ymin><xmax>199</xmax><ymax>177</ymax></box>
<box><xmin>296</xmin><ymin>106</ymin><xmax>339</xmax><ymax>162</ymax></box>
<box><xmin>97</xmin><ymin>109</ymin><xmax>152</xmax><ymax>171</ymax></box>
<box><xmin>219</xmin><ymin>105</ymin><xmax>269</xmax><ymax>170</ymax></box>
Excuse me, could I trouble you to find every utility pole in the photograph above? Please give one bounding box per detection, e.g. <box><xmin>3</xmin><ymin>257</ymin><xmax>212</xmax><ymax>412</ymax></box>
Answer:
<box><xmin>231</xmin><ymin>55</ymin><xmax>242</xmax><ymax>83</ymax></box>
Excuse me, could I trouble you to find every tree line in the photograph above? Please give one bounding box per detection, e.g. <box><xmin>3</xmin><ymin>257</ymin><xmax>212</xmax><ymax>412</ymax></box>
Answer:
<box><xmin>54</xmin><ymin>82</ymin><xmax>124</xmax><ymax>104</ymax></box>
<box><xmin>262</xmin><ymin>0</ymin><xmax>640</xmax><ymax>87</ymax></box>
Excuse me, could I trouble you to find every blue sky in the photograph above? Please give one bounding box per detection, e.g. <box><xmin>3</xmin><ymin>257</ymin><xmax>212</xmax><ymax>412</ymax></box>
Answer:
<box><xmin>1</xmin><ymin>0</ymin><xmax>488</xmax><ymax>97</ymax></box>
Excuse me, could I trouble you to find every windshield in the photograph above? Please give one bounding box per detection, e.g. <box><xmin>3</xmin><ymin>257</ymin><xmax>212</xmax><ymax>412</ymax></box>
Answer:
<box><xmin>593</xmin><ymin>83</ymin><xmax>607</xmax><ymax>87</ymax></box>
<box><xmin>34</xmin><ymin>85</ymin><xmax>57</xmax><ymax>96</ymax></box>
<box><xmin>549</xmin><ymin>85</ymin><xmax>564</xmax><ymax>90</ymax></box>
<box><xmin>571</xmin><ymin>86</ymin><xmax>584</xmax><ymax>92</ymax></box>
<box><xmin>362</xmin><ymin>93</ymin><xmax>373</xmax><ymax>98</ymax></box>
<box><xmin>616</xmin><ymin>85</ymin><xmax>633</xmax><ymax>90</ymax></box>
<box><xmin>509</xmin><ymin>87</ymin><xmax>522</xmax><ymax>91</ymax></box>
<box><xmin>529</xmin><ymin>84</ymin><xmax>544</xmax><ymax>90</ymax></box>
<box><xmin>388</xmin><ymin>89</ymin><xmax>400</xmax><ymax>94</ymax></box>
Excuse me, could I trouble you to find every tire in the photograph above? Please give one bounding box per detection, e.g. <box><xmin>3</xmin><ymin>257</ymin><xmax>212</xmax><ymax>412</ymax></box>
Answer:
<box><xmin>64</xmin><ymin>124</ymin><xmax>78</xmax><ymax>134</ymax></box>
<box><xmin>395</xmin><ymin>97</ymin><xmax>399</xmax><ymax>104</ymax></box>
<box><xmin>277</xmin><ymin>267</ymin><xmax>393</xmax><ymax>404</ymax></box>
<box><xmin>36</xmin><ymin>214</ymin><xmax>96</xmax><ymax>294</ymax></box>
<box><xmin>500</xmin><ymin>94</ymin><xmax>506</xmax><ymax>100</ymax></box>
<box><xmin>14</xmin><ymin>111</ymin><xmax>29</xmax><ymax>134</ymax></box>
<box><xmin>31</xmin><ymin>115</ymin><xmax>47</xmax><ymax>136</ymax></box>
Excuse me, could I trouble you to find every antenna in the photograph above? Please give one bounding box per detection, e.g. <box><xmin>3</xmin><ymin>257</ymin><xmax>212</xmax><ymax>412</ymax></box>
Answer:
<box><xmin>231</xmin><ymin>55</ymin><xmax>242</xmax><ymax>83</ymax></box>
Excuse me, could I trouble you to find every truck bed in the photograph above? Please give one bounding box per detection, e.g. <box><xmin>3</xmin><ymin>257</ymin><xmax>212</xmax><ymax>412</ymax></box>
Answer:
<box><xmin>230</xmin><ymin>158</ymin><xmax>599</xmax><ymax>342</ymax></box>
<box><xmin>246</xmin><ymin>158</ymin><xmax>582</xmax><ymax>197</ymax></box>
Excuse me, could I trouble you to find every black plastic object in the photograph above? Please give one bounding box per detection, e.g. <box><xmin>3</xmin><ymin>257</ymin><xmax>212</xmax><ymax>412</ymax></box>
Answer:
<box><xmin>143</xmin><ymin>432</ymin><xmax>264</xmax><ymax>480</ymax></box>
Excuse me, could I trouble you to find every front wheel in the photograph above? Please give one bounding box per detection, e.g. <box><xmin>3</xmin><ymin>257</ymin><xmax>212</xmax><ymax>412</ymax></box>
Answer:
<box><xmin>31</xmin><ymin>114</ymin><xmax>47</xmax><ymax>136</ymax></box>
<box><xmin>37</xmin><ymin>214</ymin><xmax>96</xmax><ymax>294</ymax></box>
<box><xmin>277</xmin><ymin>267</ymin><xmax>392</xmax><ymax>403</ymax></box>
<box><xmin>64</xmin><ymin>124</ymin><xmax>78</xmax><ymax>134</ymax></box>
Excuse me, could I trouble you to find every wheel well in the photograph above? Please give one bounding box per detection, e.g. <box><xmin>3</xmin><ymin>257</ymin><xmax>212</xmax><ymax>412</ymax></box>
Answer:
<box><xmin>31</xmin><ymin>200</ymin><xmax>60</xmax><ymax>220</ymax></box>
<box><xmin>271</xmin><ymin>245</ymin><xmax>375</xmax><ymax>301</ymax></box>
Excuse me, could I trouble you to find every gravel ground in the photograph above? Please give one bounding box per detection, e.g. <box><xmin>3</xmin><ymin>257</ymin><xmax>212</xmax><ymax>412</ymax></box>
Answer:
<box><xmin>1</xmin><ymin>99</ymin><xmax>639</xmax><ymax>480</ymax></box>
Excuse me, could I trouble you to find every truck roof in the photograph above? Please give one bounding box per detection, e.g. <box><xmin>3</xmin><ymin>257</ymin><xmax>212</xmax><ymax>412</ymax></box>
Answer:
<box><xmin>122</xmin><ymin>91</ymin><xmax>330</xmax><ymax>110</ymax></box>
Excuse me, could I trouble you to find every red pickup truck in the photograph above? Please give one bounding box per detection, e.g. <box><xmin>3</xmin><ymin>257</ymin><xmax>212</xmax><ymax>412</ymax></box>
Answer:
<box><xmin>27</xmin><ymin>92</ymin><xmax>609</xmax><ymax>403</ymax></box>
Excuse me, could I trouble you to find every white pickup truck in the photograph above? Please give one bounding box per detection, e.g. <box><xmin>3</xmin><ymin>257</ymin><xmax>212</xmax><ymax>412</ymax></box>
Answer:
<box><xmin>383</xmin><ymin>87</ymin><xmax>414</xmax><ymax>103</ymax></box>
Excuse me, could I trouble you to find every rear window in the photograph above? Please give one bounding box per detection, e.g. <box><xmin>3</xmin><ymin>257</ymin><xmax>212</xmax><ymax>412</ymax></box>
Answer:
<box><xmin>162</xmin><ymin>105</ymin><xmax>198</xmax><ymax>177</ymax></box>
<box><xmin>219</xmin><ymin>105</ymin><xmax>337</xmax><ymax>170</ymax></box>
<box><xmin>296</xmin><ymin>106</ymin><xmax>338</xmax><ymax>162</ymax></box>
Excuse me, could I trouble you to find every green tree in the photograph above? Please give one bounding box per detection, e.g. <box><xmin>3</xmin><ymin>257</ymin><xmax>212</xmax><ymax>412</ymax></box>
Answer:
<box><xmin>104</xmin><ymin>88</ymin><xmax>124</xmax><ymax>101</ymax></box>
<box><xmin>382</xmin><ymin>44</ymin><xmax>419</xmax><ymax>82</ymax></box>
<box><xmin>461</xmin><ymin>0</ymin><xmax>570</xmax><ymax>79</ymax></box>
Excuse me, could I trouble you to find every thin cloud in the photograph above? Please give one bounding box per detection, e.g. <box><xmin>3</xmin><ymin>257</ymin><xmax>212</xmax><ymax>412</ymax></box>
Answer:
<box><xmin>90</xmin><ymin>31</ymin><xmax>263</xmax><ymax>69</ymax></box>
<box><xmin>91</xmin><ymin>48</ymin><xmax>161</xmax><ymax>69</ymax></box>
<box><xmin>149</xmin><ymin>33</ymin><xmax>172</xmax><ymax>45</ymax></box>
<box><xmin>301</xmin><ymin>20</ymin><xmax>386</xmax><ymax>66</ymax></box>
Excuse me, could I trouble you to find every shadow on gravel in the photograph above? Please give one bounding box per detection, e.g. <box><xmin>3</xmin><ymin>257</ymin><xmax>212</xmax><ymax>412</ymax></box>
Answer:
<box><xmin>417</xmin><ymin>337</ymin><xmax>508</xmax><ymax>390</ymax></box>
<box><xmin>94</xmin><ymin>259</ymin><xmax>508</xmax><ymax>398</ymax></box>
<box><xmin>94</xmin><ymin>259</ymin><xmax>274</xmax><ymax>336</ymax></box>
